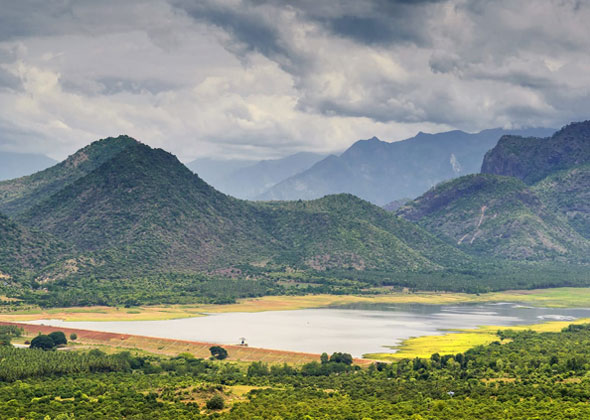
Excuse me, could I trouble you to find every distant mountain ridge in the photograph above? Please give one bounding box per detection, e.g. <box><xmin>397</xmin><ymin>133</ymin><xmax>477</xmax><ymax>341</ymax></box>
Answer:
<box><xmin>258</xmin><ymin>127</ymin><xmax>556</xmax><ymax>205</ymax></box>
<box><xmin>0</xmin><ymin>151</ymin><xmax>57</xmax><ymax>181</ymax></box>
<box><xmin>187</xmin><ymin>152</ymin><xmax>326</xmax><ymax>199</ymax></box>
<box><xmin>398</xmin><ymin>121</ymin><xmax>590</xmax><ymax>263</ymax></box>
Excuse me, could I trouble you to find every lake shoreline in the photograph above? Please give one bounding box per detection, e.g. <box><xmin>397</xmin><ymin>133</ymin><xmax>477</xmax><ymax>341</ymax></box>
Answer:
<box><xmin>2</xmin><ymin>287</ymin><xmax>590</xmax><ymax>323</ymax></box>
<box><xmin>15</xmin><ymin>301</ymin><xmax>590</xmax><ymax>360</ymax></box>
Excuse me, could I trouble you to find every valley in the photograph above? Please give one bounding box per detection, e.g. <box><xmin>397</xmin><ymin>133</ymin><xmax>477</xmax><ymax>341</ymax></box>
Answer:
<box><xmin>2</xmin><ymin>3</ymin><xmax>590</xmax><ymax>417</ymax></box>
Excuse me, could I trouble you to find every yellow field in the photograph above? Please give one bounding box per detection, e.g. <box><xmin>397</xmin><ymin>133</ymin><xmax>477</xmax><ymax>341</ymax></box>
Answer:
<box><xmin>365</xmin><ymin>317</ymin><xmax>590</xmax><ymax>361</ymax></box>
<box><xmin>3</xmin><ymin>287</ymin><xmax>590</xmax><ymax>323</ymax></box>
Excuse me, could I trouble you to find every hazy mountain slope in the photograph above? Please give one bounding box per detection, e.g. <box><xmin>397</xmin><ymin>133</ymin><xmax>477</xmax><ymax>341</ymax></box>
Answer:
<box><xmin>259</xmin><ymin>128</ymin><xmax>555</xmax><ymax>205</ymax></box>
<box><xmin>0</xmin><ymin>152</ymin><xmax>57</xmax><ymax>181</ymax></box>
<box><xmin>383</xmin><ymin>198</ymin><xmax>411</xmax><ymax>212</ymax></box>
<box><xmin>0</xmin><ymin>213</ymin><xmax>69</xmax><ymax>280</ymax></box>
<box><xmin>188</xmin><ymin>152</ymin><xmax>326</xmax><ymax>199</ymax></box>
<box><xmin>0</xmin><ymin>136</ymin><xmax>136</xmax><ymax>216</ymax></box>
<box><xmin>223</xmin><ymin>152</ymin><xmax>326</xmax><ymax>199</ymax></box>
<box><xmin>532</xmin><ymin>164</ymin><xmax>590</xmax><ymax>239</ymax></box>
<box><xmin>19</xmin><ymin>139</ymin><xmax>468</xmax><ymax>278</ymax></box>
<box><xmin>185</xmin><ymin>157</ymin><xmax>255</xmax><ymax>189</ymax></box>
<box><xmin>481</xmin><ymin>121</ymin><xmax>590</xmax><ymax>184</ymax></box>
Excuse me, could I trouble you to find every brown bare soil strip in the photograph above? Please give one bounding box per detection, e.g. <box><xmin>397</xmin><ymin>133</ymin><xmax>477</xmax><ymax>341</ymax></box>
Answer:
<box><xmin>2</xmin><ymin>321</ymin><xmax>371</xmax><ymax>366</ymax></box>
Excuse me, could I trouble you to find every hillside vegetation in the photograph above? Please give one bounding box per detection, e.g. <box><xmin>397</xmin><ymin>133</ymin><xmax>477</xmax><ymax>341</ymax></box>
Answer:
<box><xmin>0</xmin><ymin>136</ymin><xmax>136</xmax><ymax>216</ymax></box>
<box><xmin>16</xmin><ymin>140</ymin><xmax>467</xmax><ymax>276</ymax></box>
<box><xmin>481</xmin><ymin>121</ymin><xmax>590</xmax><ymax>184</ymax></box>
<box><xmin>0</xmin><ymin>122</ymin><xmax>588</xmax><ymax>306</ymax></box>
<box><xmin>5</xmin><ymin>323</ymin><xmax>590</xmax><ymax>418</ymax></box>
<box><xmin>399</xmin><ymin>121</ymin><xmax>590</xmax><ymax>263</ymax></box>
<box><xmin>0</xmin><ymin>213</ymin><xmax>69</xmax><ymax>281</ymax></box>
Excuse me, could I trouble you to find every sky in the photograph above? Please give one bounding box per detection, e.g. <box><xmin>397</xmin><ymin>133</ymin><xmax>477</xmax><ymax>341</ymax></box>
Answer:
<box><xmin>0</xmin><ymin>0</ymin><xmax>589</xmax><ymax>162</ymax></box>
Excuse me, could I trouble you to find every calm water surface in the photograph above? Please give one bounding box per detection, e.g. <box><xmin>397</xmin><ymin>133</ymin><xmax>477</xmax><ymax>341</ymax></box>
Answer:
<box><xmin>26</xmin><ymin>303</ymin><xmax>590</xmax><ymax>357</ymax></box>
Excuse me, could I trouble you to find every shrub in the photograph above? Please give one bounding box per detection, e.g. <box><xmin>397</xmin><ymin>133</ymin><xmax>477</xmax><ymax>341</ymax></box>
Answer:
<box><xmin>30</xmin><ymin>335</ymin><xmax>55</xmax><ymax>350</ymax></box>
<box><xmin>70</xmin><ymin>333</ymin><xmax>77</xmax><ymax>341</ymax></box>
<box><xmin>0</xmin><ymin>334</ymin><xmax>11</xmax><ymax>346</ymax></box>
<box><xmin>48</xmin><ymin>331</ymin><xmax>67</xmax><ymax>346</ymax></box>
<box><xmin>329</xmin><ymin>352</ymin><xmax>353</xmax><ymax>365</ymax></box>
<box><xmin>206</xmin><ymin>395</ymin><xmax>224</xmax><ymax>410</ymax></box>
<box><xmin>209</xmin><ymin>346</ymin><xmax>228</xmax><ymax>360</ymax></box>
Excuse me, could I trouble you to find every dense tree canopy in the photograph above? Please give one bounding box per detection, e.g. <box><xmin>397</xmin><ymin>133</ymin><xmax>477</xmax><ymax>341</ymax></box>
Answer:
<box><xmin>5</xmin><ymin>324</ymin><xmax>590</xmax><ymax>418</ymax></box>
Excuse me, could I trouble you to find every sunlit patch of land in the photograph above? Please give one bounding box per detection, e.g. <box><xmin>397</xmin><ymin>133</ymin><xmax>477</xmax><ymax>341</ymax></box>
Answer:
<box><xmin>1</xmin><ymin>287</ymin><xmax>590</xmax><ymax>323</ymax></box>
<box><xmin>365</xmin><ymin>317</ymin><xmax>590</xmax><ymax>361</ymax></box>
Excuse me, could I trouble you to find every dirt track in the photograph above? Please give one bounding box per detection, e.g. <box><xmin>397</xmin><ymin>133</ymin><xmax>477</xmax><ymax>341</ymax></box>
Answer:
<box><xmin>2</xmin><ymin>321</ymin><xmax>372</xmax><ymax>365</ymax></box>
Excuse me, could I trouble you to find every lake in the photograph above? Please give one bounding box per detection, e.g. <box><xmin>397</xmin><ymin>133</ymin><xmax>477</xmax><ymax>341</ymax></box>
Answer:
<box><xmin>26</xmin><ymin>302</ymin><xmax>590</xmax><ymax>357</ymax></box>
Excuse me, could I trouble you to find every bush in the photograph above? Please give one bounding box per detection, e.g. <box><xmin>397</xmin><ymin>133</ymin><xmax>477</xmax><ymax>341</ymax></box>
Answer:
<box><xmin>70</xmin><ymin>333</ymin><xmax>77</xmax><ymax>341</ymax></box>
<box><xmin>206</xmin><ymin>395</ymin><xmax>224</xmax><ymax>410</ymax></box>
<box><xmin>0</xmin><ymin>325</ymin><xmax>23</xmax><ymax>337</ymax></box>
<box><xmin>209</xmin><ymin>346</ymin><xmax>228</xmax><ymax>360</ymax></box>
<box><xmin>30</xmin><ymin>335</ymin><xmax>55</xmax><ymax>350</ymax></box>
<box><xmin>48</xmin><ymin>331</ymin><xmax>67</xmax><ymax>346</ymax></box>
<box><xmin>329</xmin><ymin>352</ymin><xmax>353</xmax><ymax>365</ymax></box>
<box><xmin>0</xmin><ymin>334</ymin><xmax>11</xmax><ymax>346</ymax></box>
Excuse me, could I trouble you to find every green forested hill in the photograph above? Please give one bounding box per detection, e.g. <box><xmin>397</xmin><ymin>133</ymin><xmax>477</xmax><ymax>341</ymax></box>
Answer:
<box><xmin>0</xmin><ymin>135</ymin><xmax>136</xmax><ymax>216</ymax></box>
<box><xmin>398</xmin><ymin>121</ymin><xmax>590</xmax><ymax>263</ymax></box>
<box><xmin>481</xmin><ymin>120</ymin><xmax>590</xmax><ymax>184</ymax></box>
<box><xmin>398</xmin><ymin>174</ymin><xmax>590</xmax><ymax>262</ymax></box>
<box><xmin>18</xmin><ymin>142</ymin><xmax>273</xmax><ymax>273</ymax></box>
<box><xmin>533</xmin><ymin>164</ymin><xmax>590</xmax><ymax>240</ymax></box>
<box><xmin>16</xmin><ymin>140</ymin><xmax>469</xmax><ymax>279</ymax></box>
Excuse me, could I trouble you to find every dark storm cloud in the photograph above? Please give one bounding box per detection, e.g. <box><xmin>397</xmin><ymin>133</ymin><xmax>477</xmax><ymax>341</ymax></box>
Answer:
<box><xmin>312</xmin><ymin>0</ymin><xmax>446</xmax><ymax>46</ymax></box>
<box><xmin>171</xmin><ymin>0</ymin><xmax>302</xmax><ymax>69</ymax></box>
<box><xmin>242</xmin><ymin>0</ymin><xmax>445</xmax><ymax>45</ymax></box>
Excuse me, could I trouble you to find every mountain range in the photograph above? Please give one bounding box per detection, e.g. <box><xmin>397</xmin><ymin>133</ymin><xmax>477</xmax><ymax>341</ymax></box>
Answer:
<box><xmin>0</xmin><ymin>122</ymin><xmax>587</xmax><ymax>305</ymax></box>
<box><xmin>0</xmin><ymin>151</ymin><xmax>57</xmax><ymax>181</ymax></box>
<box><xmin>258</xmin><ymin>128</ymin><xmax>555</xmax><ymax>205</ymax></box>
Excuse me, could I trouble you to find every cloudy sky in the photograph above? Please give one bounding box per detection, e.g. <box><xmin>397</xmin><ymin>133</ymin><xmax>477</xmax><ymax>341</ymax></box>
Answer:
<box><xmin>1</xmin><ymin>0</ymin><xmax>589</xmax><ymax>161</ymax></box>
